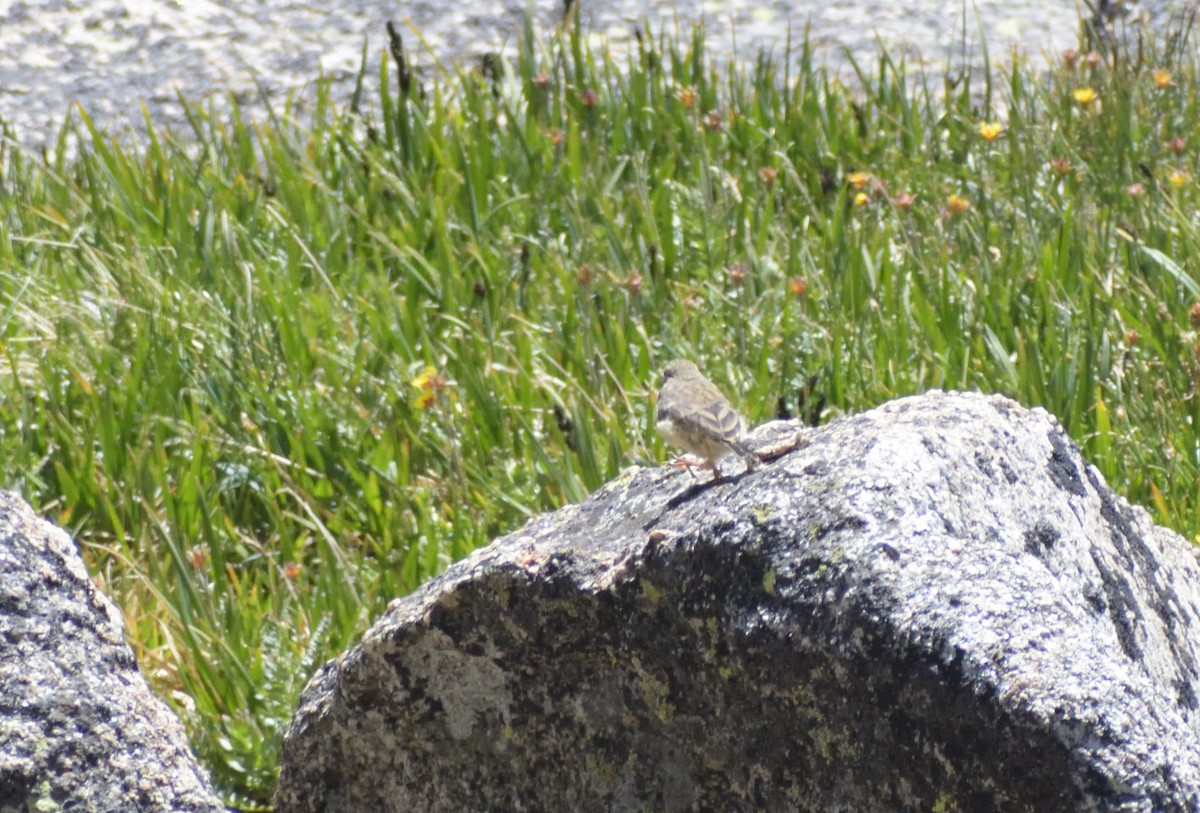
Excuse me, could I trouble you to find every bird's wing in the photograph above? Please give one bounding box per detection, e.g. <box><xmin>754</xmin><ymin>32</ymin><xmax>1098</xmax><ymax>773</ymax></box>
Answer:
<box><xmin>658</xmin><ymin>382</ymin><xmax>745</xmax><ymax>443</ymax></box>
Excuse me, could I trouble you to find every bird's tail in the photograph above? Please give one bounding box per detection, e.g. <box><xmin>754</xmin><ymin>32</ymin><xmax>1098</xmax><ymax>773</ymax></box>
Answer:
<box><xmin>729</xmin><ymin>438</ymin><xmax>757</xmax><ymax>470</ymax></box>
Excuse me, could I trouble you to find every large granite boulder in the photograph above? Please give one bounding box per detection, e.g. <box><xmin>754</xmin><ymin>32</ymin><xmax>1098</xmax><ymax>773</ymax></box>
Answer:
<box><xmin>0</xmin><ymin>492</ymin><xmax>224</xmax><ymax>813</ymax></box>
<box><xmin>275</xmin><ymin>391</ymin><xmax>1200</xmax><ymax>812</ymax></box>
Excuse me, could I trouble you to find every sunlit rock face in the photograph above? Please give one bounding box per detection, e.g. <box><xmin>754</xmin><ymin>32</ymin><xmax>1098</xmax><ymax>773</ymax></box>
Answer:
<box><xmin>276</xmin><ymin>391</ymin><xmax>1200</xmax><ymax>813</ymax></box>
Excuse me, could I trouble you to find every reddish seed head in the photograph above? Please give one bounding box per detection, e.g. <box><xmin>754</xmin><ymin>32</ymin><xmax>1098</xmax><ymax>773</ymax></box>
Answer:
<box><xmin>1050</xmin><ymin>158</ymin><xmax>1072</xmax><ymax>176</ymax></box>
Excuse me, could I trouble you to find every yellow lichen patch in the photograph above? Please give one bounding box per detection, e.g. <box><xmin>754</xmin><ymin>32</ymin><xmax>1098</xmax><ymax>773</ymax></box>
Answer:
<box><xmin>630</xmin><ymin>657</ymin><xmax>675</xmax><ymax>722</ymax></box>
<box><xmin>639</xmin><ymin>579</ymin><xmax>663</xmax><ymax>604</ymax></box>
<box><xmin>752</xmin><ymin>503</ymin><xmax>775</xmax><ymax>523</ymax></box>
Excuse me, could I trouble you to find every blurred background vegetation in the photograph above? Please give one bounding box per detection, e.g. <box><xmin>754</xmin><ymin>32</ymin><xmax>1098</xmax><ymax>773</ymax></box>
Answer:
<box><xmin>2</xmin><ymin>13</ymin><xmax>1200</xmax><ymax>809</ymax></box>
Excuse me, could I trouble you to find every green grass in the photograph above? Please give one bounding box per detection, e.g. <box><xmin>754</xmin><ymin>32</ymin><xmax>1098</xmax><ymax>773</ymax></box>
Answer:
<box><xmin>2</xmin><ymin>14</ymin><xmax>1200</xmax><ymax>808</ymax></box>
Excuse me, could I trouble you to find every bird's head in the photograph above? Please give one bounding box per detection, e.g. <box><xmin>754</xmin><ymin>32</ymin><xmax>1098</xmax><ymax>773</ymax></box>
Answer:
<box><xmin>662</xmin><ymin>359</ymin><xmax>702</xmax><ymax>382</ymax></box>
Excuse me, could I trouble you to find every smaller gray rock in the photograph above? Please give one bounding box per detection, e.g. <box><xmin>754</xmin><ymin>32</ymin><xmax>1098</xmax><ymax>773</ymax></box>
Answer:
<box><xmin>0</xmin><ymin>492</ymin><xmax>223</xmax><ymax>813</ymax></box>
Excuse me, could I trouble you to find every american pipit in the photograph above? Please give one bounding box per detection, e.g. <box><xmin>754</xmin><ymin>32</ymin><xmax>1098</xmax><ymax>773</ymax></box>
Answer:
<box><xmin>656</xmin><ymin>359</ymin><xmax>756</xmax><ymax>479</ymax></box>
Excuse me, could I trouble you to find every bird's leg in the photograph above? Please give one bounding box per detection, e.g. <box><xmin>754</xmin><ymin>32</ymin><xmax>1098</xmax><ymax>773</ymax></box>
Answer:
<box><xmin>669</xmin><ymin>455</ymin><xmax>704</xmax><ymax>480</ymax></box>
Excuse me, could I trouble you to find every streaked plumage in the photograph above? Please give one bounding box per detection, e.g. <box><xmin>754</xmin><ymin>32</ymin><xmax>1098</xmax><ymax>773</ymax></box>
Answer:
<box><xmin>656</xmin><ymin>360</ymin><xmax>755</xmax><ymax>478</ymax></box>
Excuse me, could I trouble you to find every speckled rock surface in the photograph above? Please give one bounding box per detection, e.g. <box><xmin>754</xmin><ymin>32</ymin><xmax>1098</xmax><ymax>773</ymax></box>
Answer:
<box><xmin>0</xmin><ymin>492</ymin><xmax>224</xmax><ymax>813</ymax></box>
<box><xmin>275</xmin><ymin>390</ymin><xmax>1200</xmax><ymax>813</ymax></box>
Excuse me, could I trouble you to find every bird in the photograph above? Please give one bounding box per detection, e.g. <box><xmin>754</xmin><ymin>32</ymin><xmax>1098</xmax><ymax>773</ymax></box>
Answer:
<box><xmin>656</xmin><ymin>359</ymin><xmax>756</xmax><ymax>479</ymax></box>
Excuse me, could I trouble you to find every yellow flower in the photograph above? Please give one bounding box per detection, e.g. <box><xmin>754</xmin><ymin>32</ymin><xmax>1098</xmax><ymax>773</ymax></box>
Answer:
<box><xmin>412</xmin><ymin>366</ymin><xmax>437</xmax><ymax>389</ymax></box>
<box><xmin>946</xmin><ymin>194</ymin><xmax>971</xmax><ymax>216</ymax></box>
<box><xmin>1169</xmin><ymin>170</ymin><xmax>1189</xmax><ymax>189</ymax></box>
<box><xmin>977</xmin><ymin>122</ymin><xmax>1003</xmax><ymax>142</ymax></box>
<box><xmin>412</xmin><ymin>365</ymin><xmax>448</xmax><ymax>410</ymax></box>
<box><xmin>847</xmin><ymin>171</ymin><xmax>871</xmax><ymax>190</ymax></box>
<box><xmin>1153</xmin><ymin>69</ymin><xmax>1172</xmax><ymax>89</ymax></box>
<box><xmin>854</xmin><ymin>192</ymin><xmax>870</xmax><ymax>206</ymax></box>
<box><xmin>1073</xmin><ymin>87</ymin><xmax>1098</xmax><ymax>106</ymax></box>
<box><xmin>677</xmin><ymin>87</ymin><xmax>697</xmax><ymax>108</ymax></box>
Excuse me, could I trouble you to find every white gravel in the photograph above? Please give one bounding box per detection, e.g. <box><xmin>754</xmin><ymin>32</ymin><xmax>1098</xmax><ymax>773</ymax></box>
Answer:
<box><xmin>0</xmin><ymin>0</ymin><xmax>1175</xmax><ymax>148</ymax></box>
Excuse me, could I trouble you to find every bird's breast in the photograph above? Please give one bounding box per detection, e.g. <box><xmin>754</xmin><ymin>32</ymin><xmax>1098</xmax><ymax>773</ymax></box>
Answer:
<box><xmin>657</xmin><ymin>418</ymin><xmax>736</xmax><ymax>462</ymax></box>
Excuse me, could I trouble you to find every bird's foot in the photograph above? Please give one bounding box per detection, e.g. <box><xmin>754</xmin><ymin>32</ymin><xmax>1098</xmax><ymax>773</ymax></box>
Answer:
<box><xmin>669</xmin><ymin>455</ymin><xmax>706</xmax><ymax>480</ymax></box>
